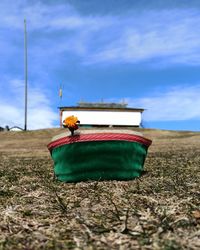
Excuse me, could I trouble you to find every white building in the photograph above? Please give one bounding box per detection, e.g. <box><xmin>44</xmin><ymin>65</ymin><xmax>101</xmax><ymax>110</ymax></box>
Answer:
<box><xmin>59</xmin><ymin>102</ymin><xmax>144</xmax><ymax>127</ymax></box>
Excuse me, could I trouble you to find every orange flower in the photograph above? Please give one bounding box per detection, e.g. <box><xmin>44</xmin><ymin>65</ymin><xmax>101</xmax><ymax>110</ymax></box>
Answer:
<box><xmin>63</xmin><ymin>115</ymin><xmax>79</xmax><ymax>128</ymax></box>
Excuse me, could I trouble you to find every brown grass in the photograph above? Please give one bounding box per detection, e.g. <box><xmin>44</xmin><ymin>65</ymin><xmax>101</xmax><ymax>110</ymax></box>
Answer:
<box><xmin>0</xmin><ymin>128</ymin><xmax>200</xmax><ymax>249</ymax></box>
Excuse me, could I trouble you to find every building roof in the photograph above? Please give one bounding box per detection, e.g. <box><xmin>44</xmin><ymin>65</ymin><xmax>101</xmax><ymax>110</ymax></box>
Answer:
<box><xmin>77</xmin><ymin>101</ymin><xmax>128</xmax><ymax>108</ymax></box>
<box><xmin>59</xmin><ymin>102</ymin><xmax>144</xmax><ymax>112</ymax></box>
<box><xmin>59</xmin><ymin>106</ymin><xmax>144</xmax><ymax>113</ymax></box>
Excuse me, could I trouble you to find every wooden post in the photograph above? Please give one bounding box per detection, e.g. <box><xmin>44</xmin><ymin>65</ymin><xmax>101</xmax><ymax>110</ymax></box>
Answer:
<box><xmin>59</xmin><ymin>110</ymin><xmax>63</xmax><ymax>127</ymax></box>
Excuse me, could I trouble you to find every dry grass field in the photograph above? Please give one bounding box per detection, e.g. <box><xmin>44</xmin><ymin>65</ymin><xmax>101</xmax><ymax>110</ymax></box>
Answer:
<box><xmin>0</xmin><ymin>128</ymin><xmax>200</xmax><ymax>250</ymax></box>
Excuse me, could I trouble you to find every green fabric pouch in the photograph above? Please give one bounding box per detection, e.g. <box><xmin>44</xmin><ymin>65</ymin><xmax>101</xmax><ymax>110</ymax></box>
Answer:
<box><xmin>48</xmin><ymin>132</ymin><xmax>152</xmax><ymax>182</ymax></box>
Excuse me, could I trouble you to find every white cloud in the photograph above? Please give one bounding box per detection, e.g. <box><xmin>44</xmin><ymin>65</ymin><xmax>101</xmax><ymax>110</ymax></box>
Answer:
<box><xmin>0</xmin><ymin>0</ymin><xmax>112</xmax><ymax>31</ymax></box>
<box><xmin>1</xmin><ymin>1</ymin><xmax>200</xmax><ymax>66</ymax></box>
<box><xmin>0</xmin><ymin>79</ymin><xmax>58</xmax><ymax>130</ymax></box>
<box><xmin>126</xmin><ymin>85</ymin><xmax>200</xmax><ymax>121</ymax></box>
<box><xmin>88</xmin><ymin>9</ymin><xmax>200</xmax><ymax>65</ymax></box>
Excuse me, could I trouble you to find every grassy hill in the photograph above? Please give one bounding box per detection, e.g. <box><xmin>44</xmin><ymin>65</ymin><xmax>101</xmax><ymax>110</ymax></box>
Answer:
<box><xmin>0</xmin><ymin>128</ymin><xmax>200</xmax><ymax>249</ymax></box>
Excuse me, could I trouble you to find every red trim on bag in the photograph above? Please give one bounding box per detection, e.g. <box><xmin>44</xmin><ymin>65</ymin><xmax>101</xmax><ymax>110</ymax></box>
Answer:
<box><xmin>47</xmin><ymin>133</ymin><xmax>152</xmax><ymax>152</ymax></box>
<box><xmin>47</xmin><ymin>133</ymin><xmax>152</xmax><ymax>151</ymax></box>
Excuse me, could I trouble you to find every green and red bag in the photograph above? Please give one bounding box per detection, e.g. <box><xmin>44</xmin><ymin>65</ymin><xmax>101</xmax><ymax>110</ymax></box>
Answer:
<box><xmin>47</xmin><ymin>130</ymin><xmax>152</xmax><ymax>182</ymax></box>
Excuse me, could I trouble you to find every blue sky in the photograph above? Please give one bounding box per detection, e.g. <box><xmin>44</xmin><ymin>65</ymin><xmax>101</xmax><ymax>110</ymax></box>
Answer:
<box><xmin>1</xmin><ymin>0</ymin><xmax>200</xmax><ymax>131</ymax></box>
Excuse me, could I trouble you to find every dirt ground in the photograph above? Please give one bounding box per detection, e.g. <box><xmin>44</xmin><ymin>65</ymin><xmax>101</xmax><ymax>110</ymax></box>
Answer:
<box><xmin>0</xmin><ymin>128</ymin><xmax>200</xmax><ymax>249</ymax></box>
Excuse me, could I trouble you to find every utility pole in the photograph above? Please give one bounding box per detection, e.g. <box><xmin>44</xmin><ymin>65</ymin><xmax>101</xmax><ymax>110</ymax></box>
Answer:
<box><xmin>24</xmin><ymin>19</ymin><xmax>28</xmax><ymax>131</ymax></box>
